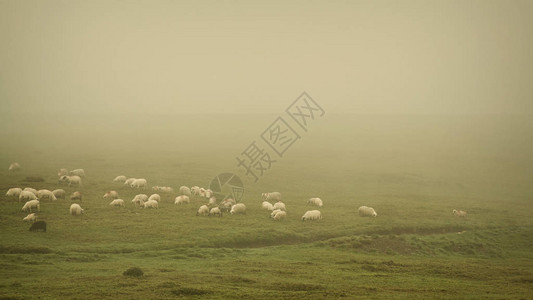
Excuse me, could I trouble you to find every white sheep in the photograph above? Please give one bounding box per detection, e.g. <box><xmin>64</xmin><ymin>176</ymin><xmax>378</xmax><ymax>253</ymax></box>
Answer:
<box><xmin>205</xmin><ymin>189</ymin><xmax>213</xmax><ymax>198</ymax></box>
<box><xmin>22</xmin><ymin>200</ymin><xmax>40</xmax><ymax>212</ymax></box>
<box><xmin>19</xmin><ymin>191</ymin><xmax>38</xmax><ymax>202</ymax></box>
<box><xmin>113</xmin><ymin>175</ymin><xmax>127</xmax><ymax>182</ymax></box>
<box><xmin>109</xmin><ymin>199</ymin><xmax>125</xmax><ymax>207</ymax></box>
<box><xmin>262</xmin><ymin>201</ymin><xmax>274</xmax><ymax>211</ymax></box>
<box><xmin>58</xmin><ymin>168</ymin><xmax>69</xmax><ymax>177</ymax></box>
<box><xmin>160</xmin><ymin>186</ymin><xmax>174</xmax><ymax>193</ymax></box>
<box><xmin>196</xmin><ymin>205</ymin><xmax>209</xmax><ymax>216</ymax></box>
<box><xmin>453</xmin><ymin>209</ymin><xmax>467</xmax><ymax>217</ymax></box>
<box><xmin>301</xmin><ymin>210</ymin><xmax>322</xmax><ymax>221</ymax></box>
<box><xmin>70</xmin><ymin>191</ymin><xmax>82</xmax><ymax>201</ymax></box>
<box><xmin>307</xmin><ymin>197</ymin><xmax>323</xmax><ymax>208</ymax></box>
<box><xmin>224</xmin><ymin>198</ymin><xmax>236</xmax><ymax>205</ymax></box>
<box><xmin>131</xmin><ymin>197</ymin><xmax>144</xmax><ymax>207</ymax></box>
<box><xmin>220</xmin><ymin>201</ymin><xmax>232</xmax><ymax>212</ymax></box>
<box><xmin>6</xmin><ymin>188</ymin><xmax>22</xmax><ymax>198</ymax></box>
<box><xmin>179</xmin><ymin>186</ymin><xmax>191</xmax><ymax>196</ymax></box>
<box><xmin>37</xmin><ymin>189</ymin><xmax>57</xmax><ymax>201</ymax></box>
<box><xmin>133</xmin><ymin>194</ymin><xmax>148</xmax><ymax>202</ymax></box>
<box><xmin>59</xmin><ymin>175</ymin><xmax>82</xmax><ymax>187</ymax></box>
<box><xmin>358</xmin><ymin>206</ymin><xmax>377</xmax><ymax>217</ymax></box>
<box><xmin>191</xmin><ymin>186</ymin><xmax>201</xmax><ymax>196</ymax></box>
<box><xmin>124</xmin><ymin>178</ymin><xmax>136</xmax><ymax>186</ymax></box>
<box><xmin>143</xmin><ymin>199</ymin><xmax>158</xmax><ymax>209</ymax></box>
<box><xmin>270</xmin><ymin>209</ymin><xmax>282</xmax><ymax>218</ymax></box>
<box><xmin>230</xmin><ymin>203</ymin><xmax>246</xmax><ymax>215</ymax></box>
<box><xmin>23</xmin><ymin>213</ymin><xmax>36</xmax><ymax>223</ymax></box>
<box><xmin>208</xmin><ymin>197</ymin><xmax>217</xmax><ymax>206</ymax></box>
<box><xmin>273</xmin><ymin>201</ymin><xmax>286</xmax><ymax>211</ymax></box>
<box><xmin>23</xmin><ymin>187</ymin><xmax>38</xmax><ymax>196</ymax></box>
<box><xmin>103</xmin><ymin>191</ymin><xmax>119</xmax><ymax>200</ymax></box>
<box><xmin>131</xmin><ymin>178</ymin><xmax>147</xmax><ymax>189</ymax></box>
<box><xmin>69</xmin><ymin>169</ymin><xmax>85</xmax><ymax>177</ymax></box>
<box><xmin>52</xmin><ymin>189</ymin><xmax>66</xmax><ymax>199</ymax></box>
<box><xmin>70</xmin><ymin>203</ymin><xmax>85</xmax><ymax>216</ymax></box>
<box><xmin>174</xmin><ymin>195</ymin><xmax>190</xmax><ymax>205</ymax></box>
<box><xmin>262</xmin><ymin>192</ymin><xmax>281</xmax><ymax>201</ymax></box>
<box><xmin>273</xmin><ymin>210</ymin><xmax>287</xmax><ymax>220</ymax></box>
<box><xmin>209</xmin><ymin>207</ymin><xmax>222</xmax><ymax>217</ymax></box>
<box><xmin>8</xmin><ymin>162</ymin><xmax>21</xmax><ymax>173</ymax></box>
<box><xmin>148</xmin><ymin>194</ymin><xmax>161</xmax><ymax>202</ymax></box>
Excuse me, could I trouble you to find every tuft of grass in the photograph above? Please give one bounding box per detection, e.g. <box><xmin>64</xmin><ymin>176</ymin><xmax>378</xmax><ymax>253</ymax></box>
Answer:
<box><xmin>122</xmin><ymin>267</ymin><xmax>143</xmax><ymax>277</ymax></box>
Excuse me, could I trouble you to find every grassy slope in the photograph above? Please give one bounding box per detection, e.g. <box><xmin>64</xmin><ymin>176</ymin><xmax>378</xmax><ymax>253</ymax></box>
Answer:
<box><xmin>0</xmin><ymin>114</ymin><xmax>531</xmax><ymax>299</ymax></box>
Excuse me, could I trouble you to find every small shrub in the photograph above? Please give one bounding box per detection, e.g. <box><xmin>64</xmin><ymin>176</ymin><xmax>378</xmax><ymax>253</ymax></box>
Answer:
<box><xmin>123</xmin><ymin>267</ymin><xmax>143</xmax><ymax>277</ymax></box>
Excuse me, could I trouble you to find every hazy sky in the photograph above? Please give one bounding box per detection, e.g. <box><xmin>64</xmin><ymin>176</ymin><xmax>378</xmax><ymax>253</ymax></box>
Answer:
<box><xmin>1</xmin><ymin>0</ymin><xmax>531</xmax><ymax>115</ymax></box>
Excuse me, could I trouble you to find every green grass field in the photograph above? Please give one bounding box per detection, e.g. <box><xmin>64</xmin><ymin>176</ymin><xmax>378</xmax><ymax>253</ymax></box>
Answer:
<box><xmin>0</xmin><ymin>114</ymin><xmax>531</xmax><ymax>299</ymax></box>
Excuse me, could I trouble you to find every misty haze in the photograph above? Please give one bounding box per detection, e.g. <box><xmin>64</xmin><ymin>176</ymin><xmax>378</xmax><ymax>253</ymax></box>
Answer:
<box><xmin>1</xmin><ymin>1</ymin><xmax>532</xmax><ymax>299</ymax></box>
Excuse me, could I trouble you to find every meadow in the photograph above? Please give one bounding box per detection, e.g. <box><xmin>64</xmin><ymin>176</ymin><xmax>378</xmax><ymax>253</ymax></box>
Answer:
<box><xmin>0</xmin><ymin>113</ymin><xmax>531</xmax><ymax>299</ymax></box>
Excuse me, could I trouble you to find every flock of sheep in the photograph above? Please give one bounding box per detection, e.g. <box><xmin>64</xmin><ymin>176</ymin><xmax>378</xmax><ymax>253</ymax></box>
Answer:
<box><xmin>6</xmin><ymin>162</ymin><xmax>468</xmax><ymax>232</ymax></box>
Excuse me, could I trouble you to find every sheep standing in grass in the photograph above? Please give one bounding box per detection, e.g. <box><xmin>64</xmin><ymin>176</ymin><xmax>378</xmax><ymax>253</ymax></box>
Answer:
<box><xmin>143</xmin><ymin>199</ymin><xmax>158</xmax><ymax>209</ymax></box>
<box><xmin>70</xmin><ymin>191</ymin><xmax>82</xmax><ymax>202</ymax></box>
<box><xmin>23</xmin><ymin>188</ymin><xmax>38</xmax><ymax>196</ymax></box>
<box><xmin>209</xmin><ymin>207</ymin><xmax>222</xmax><ymax>217</ymax></box>
<box><xmin>113</xmin><ymin>175</ymin><xmax>127</xmax><ymax>183</ymax></box>
<box><xmin>302</xmin><ymin>210</ymin><xmax>322</xmax><ymax>221</ymax></box>
<box><xmin>52</xmin><ymin>189</ymin><xmax>66</xmax><ymax>199</ymax></box>
<box><xmin>220</xmin><ymin>201</ymin><xmax>232</xmax><ymax>212</ymax></box>
<box><xmin>358</xmin><ymin>206</ymin><xmax>377</xmax><ymax>217</ymax></box>
<box><xmin>109</xmin><ymin>199</ymin><xmax>125</xmax><ymax>207</ymax></box>
<box><xmin>453</xmin><ymin>209</ymin><xmax>467</xmax><ymax>217</ymax></box>
<box><xmin>37</xmin><ymin>189</ymin><xmax>57</xmax><ymax>201</ymax></box>
<box><xmin>103</xmin><ymin>191</ymin><xmax>119</xmax><ymax>200</ymax></box>
<box><xmin>23</xmin><ymin>213</ymin><xmax>36</xmax><ymax>223</ymax></box>
<box><xmin>307</xmin><ymin>197</ymin><xmax>323</xmax><ymax>208</ymax></box>
<box><xmin>179</xmin><ymin>186</ymin><xmax>191</xmax><ymax>196</ymax></box>
<box><xmin>60</xmin><ymin>175</ymin><xmax>82</xmax><ymax>187</ymax></box>
<box><xmin>208</xmin><ymin>197</ymin><xmax>217</xmax><ymax>206</ymax></box>
<box><xmin>19</xmin><ymin>191</ymin><xmax>38</xmax><ymax>202</ymax></box>
<box><xmin>22</xmin><ymin>200</ymin><xmax>40</xmax><ymax>212</ymax></box>
<box><xmin>131</xmin><ymin>178</ymin><xmax>147</xmax><ymax>189</ymax></box>
<box><xmin>205</xmin><ymin>189</ymin><xmax>213</xmax><ymax>198</ymax></box>
<box><xmin>69</xmin><ymin>169</ymin><xmax>85</xmax><ymax>177</ymax></box>
<box><xmin>270</xmin><ymin>209</ymin><xmax>281</xmax><ymax>218</ymax></box>
<box><xmin>8</xmin><ymin>162</ymin><xmax>20</xmax><ymax>173</ymax></box>
<box><xmin>273</xmin><ymin>201</ymin><xmax>286</xmax><ymax>211</ymax></box>
<box><xmin>131</xmin><ymin>197</ymin><xmax>144</xmax><ymax>207</ymax></box>
<box><xmin>262</xmin><ymin>201</ymin><xmax>274</xmax><ymax>211</ymax></box>
<box><xmin>70</xmin><ymin>203</ymin><xmax>84</xmax><ymax>216</ymax></box>
<box><xmin>58</xmin><ymin>168</ymin><xmax>68</xmax><ymax>177</ymax></box>
<box><xmin>262</xmin><ymin>192</ymin><xmax>281</xmax><ymax>202</ymax></box>
<box><xmin>174</xmin><ymin>195</ymin><xmax>190</xmax><ymax>205</ymax></box>
<box><xmin>230</xmin><ymin>203</ymin><xmax>246</xmax><ymax>215</ymax></box>
<box><xmin>148</xmin><ymin>194</ymin><xmax>161</xmax><ymax>202</ymax></box>
<box><xmin>197</xmin><ymin>205</ymin><xmax>209</xmax><ymax>216</ymax></box>
<box><xmin>124</xmin><ymin>178</ymin><xmax>136</xmax><ymax>186</ymax></box>
<box><xmin>273</xmin><ymin>210</ymin><xmax>287</xmax><ymax>220</ymax></box>
<box><xmin>6</xmin><ymin>188</ymin><xmax>22</xmax><ymax>198</ymax></box>
<box><xmin>191</xmin><ymin>186</ymin><xmax>201</xmax><ymax>196</ymax></box>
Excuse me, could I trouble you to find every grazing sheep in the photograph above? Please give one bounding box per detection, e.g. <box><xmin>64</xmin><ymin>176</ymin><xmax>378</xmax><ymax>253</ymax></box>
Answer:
<box><xmin>133</xmin><ymin>194</ymin><xmax>148</xmax><ymax>202</ymax></box>
<box><xmin>191</xmin><ymin>186</ymin><xmax>201</xmax><ymax>196</ymax></box>
<box><xmin>196</xmin><ymin>205</ymin><xmax>209</xmax><ymax>216</ymax></box>
<box><xmin>204</xmin><ymin>189</ymin><xmax>213</xmax><ymax>198</ymax></box>
<box><xmin>19</xmin><ymin>191</ymin><xmax>38</xmax><ymax>202</ymax></box>
<box><xmin>103</xmin><ymin>191</ymin><xmax>119</xmax><ymax>200</ymax></box>
<box><xmin>37</xmin><ymin>189</ymin><xmax>57</xmax><ymax>201</ymax></box>
<box><xmin>109</xmin><ymin>199</ymin><xmax>125</xmax><ymax>207</ymax></box>
<box><xmin>220</xmin><ymin>201</ymin><xmax>232</xmax><ymax>212</ymax></box>
<box><xmin>124</xmin><ymin>178</ymin><xmax>136</xmax><ymax>186</ymax></box>
<box><xmin>131</xmin><ymin>178</ymin><xmax>147</xmax><ymax>189</ymax></box>
<box><xmin>262</xmin><ymin>192</ymin><xmax>281</xmax><ymax>201</ymax></box>
<box><xmin>59</xmin><ymin>175</ymin><xmax>82</xmax><ymax>187</ymax></box>
<box><xmin>270</xmin><ymin>209</ymin><xmax>282</xmax><ymax>218</ymax></box>
<box><xmin>301</xmin><ymin>210</ymin><xmax>322</xmax><ymax>221</ymax></box>
<box><xmin>29</xmin><ymin>221</ymin><xmax>46</xmax><ymax>232</ymax></box>
<box><xmin>273</xmin><ymin>201</ymin><xmax>286</xmax><ymax>211</ymax></box>
<box><xmin>307</xmin><ymin>197</ymin><xmax>323</xmax><ymax>208</ymax></box>
<box><xmin>22</xmin><ymin>200</ymin><xmax>40</xmax><ymax>212</ymax></box>
<box><xmin>131</xmin><ymin>197</ymin><xmax>144</xmax><ymax>207</ymax></box>
<box><xmin>143</xmin><ymin>199</ymin><xmax>158</xmax><ymax>209</ymax></box>
<box><xmin>9</xmin><ymin>162</ymin><xmax>21</xmax><ymax>173</ymax></box>
<box><xmin>224</xmin><ymin>198</ymin><xmax>236</xmax><ymax>205</ymax></box>
<box><xmin>453</xmin><ymin>209</ymin><xmax>467</xmax><ymax>217</ymax></box>
<box><xmin>358</xmin><ymin>206</ymin><xmax>377</xmax><ymax>217</ymax></box>
<box><xmin>273</xmin><ymin>210</ymin><xmax>287</xmax><ymax>220</ymax></box>
<box><xmin>52</xmin><ymin>189</ymin><xmax>66</xmax><ymax>199</ymax></box>
<box><xmin>174</xmin><ymin>195</ymin><xmax>190</xmax><ymax>205</ymax></box>
<box><xmin>113</xmin><ymin>175</ymin><xmax>127</xmax><ymax>182</ymax></box>
<box><xmin>230</xmin><ymin>203</ymin><xmax>246</xmax><ymax>215</ymax></box>
<box><xmin>70</xmin><ymin>203</ymin><xmax>85</xmax><ymax>216</ymax></box>
<box><xmin>179</xmin><ymin>186</ymin><xmax>191</xmax><ymax>196</ymax></box>
<box><xmin>58</xmin><ymin>168</ymin><xmax>69</xmax><ymax>177</ymax></box>
<box><xmin>262</xmin><ymin>201</ymin><xmax>274</xmax><ymax>211</ymax></box>
<box><xmin>209</xmin><ymin>207</ymin><xmax>222</xmax><ymax>217</ymax></box>
<box><xmin>148</xmin><ymin>194</ymin><xmax>161</xmax><ymax>202</ymax></box>
<box><xmin>69</xmin><ymin>169</ymin><xmax>85</xmax><ymax>177</ymax></box>
<box><xmin>23</xmin><ymin>213</ymin><xmax>36</xmax><ymax>223</ymax></box>
<box><xmin>23</xmin><ymin>187</ymin><xmax>38</xmax><ymax>196</ymax></box>
<box><xmin>159</xmin><ymin>186</ymin><xmax>174</xmax><ymax>193</ymax></box>
<box><xmin>6</xmin><ymin>188</ymin><xmax>22</xmax><ymax>198</ymax></box>
<box><xmin>70</xmin><ymin>191</ymin><xmax>82</xmax><ymax>201</ymax></box>
<box><xmin>208</xmin><ymin>197</ymin><xmax>217</xmax><ymax>206</ymax></box>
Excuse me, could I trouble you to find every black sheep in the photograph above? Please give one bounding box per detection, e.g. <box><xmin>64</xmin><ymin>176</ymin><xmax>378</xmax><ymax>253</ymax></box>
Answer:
<box><xmin>29</xmin><ymin>221</ymin><xmax>47</xmax><ymax>232</ymax></box>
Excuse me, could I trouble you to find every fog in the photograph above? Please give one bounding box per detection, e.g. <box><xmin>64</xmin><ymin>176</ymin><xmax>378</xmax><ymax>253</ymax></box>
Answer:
<box><xmin>1</xmin><ymin>0</ymin><xmax>532</xmax><ymax>116</ymax></box>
